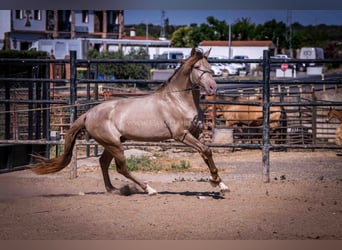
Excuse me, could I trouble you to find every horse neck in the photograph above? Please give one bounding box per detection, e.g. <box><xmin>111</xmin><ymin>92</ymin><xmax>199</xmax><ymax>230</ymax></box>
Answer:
<box><xmin>158</xmin><ymin>67</ymin><xmax>195</xmax><ymax>102</ymax></box>
<box><xmin>158</xmin><ymin>70</ymin><xmax>200</xmax><ymax>113</ymax></box>
<box><xmin>167</xmin><ymin>68</ymin><xmax>192</xmax><ymax>93</ymax></box>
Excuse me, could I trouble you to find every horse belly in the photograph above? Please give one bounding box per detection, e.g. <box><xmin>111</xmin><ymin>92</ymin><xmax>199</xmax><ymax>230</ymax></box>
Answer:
<box><xmin>114</xmin><ymin>99</ymin><xmax>172</xmax><ymax>141</ymax></box>
<box><xmin>121</xmin><ymin>116</ymin><xmax>172</xmax><ymax>141</ymax></box>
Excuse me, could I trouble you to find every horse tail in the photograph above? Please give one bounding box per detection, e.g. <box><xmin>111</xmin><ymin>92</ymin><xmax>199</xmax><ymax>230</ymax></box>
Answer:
<box><xmin>30</xmin><ymin>113</ymin><xmax>87</xmax><ymax>175</ymax></box>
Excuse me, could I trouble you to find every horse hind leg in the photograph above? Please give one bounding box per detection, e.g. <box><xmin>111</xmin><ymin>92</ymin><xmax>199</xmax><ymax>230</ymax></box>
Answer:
<box><xmin>107</xmin><ymin>145</ymin><xmax>157</xmax><ymax>195</ymax></box>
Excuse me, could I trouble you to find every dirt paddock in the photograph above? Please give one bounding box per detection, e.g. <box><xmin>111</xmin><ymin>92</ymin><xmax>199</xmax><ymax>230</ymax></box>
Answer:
<box><xmin>0</xmin><ymin>149</ymin><xmax>341</xmax><ymax>240</ymax></box>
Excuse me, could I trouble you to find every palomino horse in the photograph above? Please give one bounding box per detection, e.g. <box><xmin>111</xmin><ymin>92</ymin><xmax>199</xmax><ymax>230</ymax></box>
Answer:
<box><xmin>326</xmin><ymin>107</ymin><xmax>342</xmax><ymax>146</ymax></box>
<box><xmin>204</xmin><ymin>95</ymin><xmax>287</xmax><ymax>144</ymax></box>
<box><xmin>214</xmin><ymin>96</ymin><xmax>285</xmax><ymax>129</ymax></box>
<box><xmin>30</xmin><ymin>48</ymin><xmax>229</xmax><ymax>195</ymax></box>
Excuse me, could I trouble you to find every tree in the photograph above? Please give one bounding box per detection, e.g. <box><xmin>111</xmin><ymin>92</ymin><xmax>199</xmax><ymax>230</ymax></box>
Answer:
<box><xmin>206</xmin><ymin>16</ymin><xmax>228</xmax><ymax>40</ymax></box>
<box><xmin>87</xmin><ymin>47</ymin><xmax>150</xmax><ymax>79</ymax></box>
<box><xmin>171</xmin><ymin>16</ymin><xmax>230</xmax><ymax>47</ymax></box>
<box><xmin>171</xmin><ymin>26</ymin><xmax>194</xmax><ymax>47</ymax></box>
<box><xmin>232</xmin><ymin>17</ymin><xmax>256</xmax><ymax>40</ymax></box>
<box><xmin>255</xmin><ymin>19</ymin><xmax>287</xmax><ymax>52</ymax></box>
<box><xmin>190</xmin><ymin>23</ymin><xmax>216</xmax><ymax>46</ymax></box>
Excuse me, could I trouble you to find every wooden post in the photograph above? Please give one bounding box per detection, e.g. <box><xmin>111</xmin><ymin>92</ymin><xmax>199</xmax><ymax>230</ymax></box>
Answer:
<box><xmin>101</xmin><ymin>11</ymin><xmax>108</xmax><ymax>52</ymax></box>
<box><xmin>53</xmin><ymin>10</ymin><xmax>58</xmax><ymax>39</ymax></box>
<box><xmin>70</xmin><ymin>144</ymin><xmax>77</xmax><ymax>179</ymax></box>
<box><xmin>70</xmin><ymin>10</ymin><xmax>76</xmax><ymax>39</ymax></box>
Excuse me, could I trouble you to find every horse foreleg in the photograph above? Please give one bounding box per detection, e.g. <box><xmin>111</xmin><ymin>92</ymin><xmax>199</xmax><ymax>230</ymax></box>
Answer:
<box><xmin>99</xmin><ymin>149</ymin><xmax>116</xmax><ymax>192</ymax></box>
<box><xmin>109</xmin><ymin>145</ymin><xmax>157</xmax><ymax>196</ymax></box>
<box><xmin>178</xmin><ymin>132</ymin><xmax>229</xmax><ymax>194</ymax></box>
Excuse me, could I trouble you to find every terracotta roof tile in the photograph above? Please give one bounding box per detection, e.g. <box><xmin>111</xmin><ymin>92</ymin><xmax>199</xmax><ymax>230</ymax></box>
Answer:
<box><xmin>200</xmin><ymin>40</ymin><xmax>275</xmax><ymax>47</ymax></box>
<box><xmin>122</xmin><ymin>35</ymin><xmax>160</xmax><ymax>41</ymax></box>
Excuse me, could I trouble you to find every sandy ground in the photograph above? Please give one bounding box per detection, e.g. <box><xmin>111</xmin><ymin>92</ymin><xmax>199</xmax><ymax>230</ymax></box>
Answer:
<box><xmin>0</xmin><ymin>149</ymin><xmax>341</xmax><ymax>240</ymax></box>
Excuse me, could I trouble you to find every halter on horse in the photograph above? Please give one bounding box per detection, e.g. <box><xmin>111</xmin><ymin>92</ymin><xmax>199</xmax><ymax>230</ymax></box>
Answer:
<box><xmin>30</xmin><ymin>47</ymin><xmax>229</xmax><ymax>195</ymax></box>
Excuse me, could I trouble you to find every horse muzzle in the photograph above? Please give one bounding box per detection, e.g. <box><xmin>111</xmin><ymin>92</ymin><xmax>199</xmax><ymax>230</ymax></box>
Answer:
<box><xmin>204</xmin><ymin>81</ymin><xmax>217</xmax><ymax>96</ymax></box>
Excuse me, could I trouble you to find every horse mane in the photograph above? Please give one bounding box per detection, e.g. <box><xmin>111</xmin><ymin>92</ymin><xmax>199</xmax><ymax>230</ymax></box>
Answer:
<box><xmin>155</xmin><ymin>48</ymin><xmax>204</xmax><ymax>93</ymax></box>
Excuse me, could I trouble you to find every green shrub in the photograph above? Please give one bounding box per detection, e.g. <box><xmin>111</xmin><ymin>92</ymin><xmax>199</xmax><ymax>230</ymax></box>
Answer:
<box><xmin>0</xmin><ymin>50</ymin><xmax>48</xmax><ymax>58</ymax></box>
<box><xmin>125</xmin><ymin>155</ymin><xmax>160</xmax><ymax>172</ymax></box>
<box><xmin>171</xmin><ymin>160</ymin><xmax>190</xmax><ymax>170</ymax></box>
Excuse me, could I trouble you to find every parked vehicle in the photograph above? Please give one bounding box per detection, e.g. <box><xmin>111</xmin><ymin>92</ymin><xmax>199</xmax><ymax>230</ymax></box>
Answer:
<box><xmin>219</xmin><ymin>63</ymin><xmax>239</xmax><ymax>75</ymax></box>
<box><xmin>231</xmin><ymin>55</ymin><xmax>250</xmax><ymax>74</ymax></box>
<box><xmin>29</xmin><ymin>39</ymin><xmax>90</xmax><ymax>59</ymax></box>
<box><xmin>154</xmin><ymin>51</ymin><xmax>184</xmax><ymax>69</ymax></box>
<box><xmin>298</xmin><ymin>47</ymin><xmax>324</xmax><ymax>71</ymax></box>
<box><xmin>270</xmin><ymin>54</ymin><xmax>296</xmax><ymax>71</ymax></box>
<box><xmin>209</xmin><ymin>56</ymin><xmax>239</xmax><ymax>76</ymax></box>
<box><xmin>210</xmin><ymin>63</ymin><xmax>223</xmax><ymax>77</ymax></box>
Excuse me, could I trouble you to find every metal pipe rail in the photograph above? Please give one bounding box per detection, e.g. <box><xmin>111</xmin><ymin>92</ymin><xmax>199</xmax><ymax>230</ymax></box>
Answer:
<box><xmin>1</xmin><ymin>50</ymin><xmax>342</xmax><ymax>179</ymax></box>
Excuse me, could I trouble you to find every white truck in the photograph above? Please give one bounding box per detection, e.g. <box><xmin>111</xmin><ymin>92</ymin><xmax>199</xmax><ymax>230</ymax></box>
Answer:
<box><xmin>298</xmin><ymin>47</ymin><xmax>324</xmax><ymax>71</ymax></box>
<box><xmin>29</xmin><ymin>39</ymin><xmax>90</xmax><ymax>59</ymax></box>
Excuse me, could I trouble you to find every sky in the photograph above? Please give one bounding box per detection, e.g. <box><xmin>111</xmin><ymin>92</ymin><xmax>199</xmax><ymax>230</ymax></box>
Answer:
<box><xmin>124</xmin><ymin>10</ymin><xmax>342</xmax><ymax>26</ymax></box>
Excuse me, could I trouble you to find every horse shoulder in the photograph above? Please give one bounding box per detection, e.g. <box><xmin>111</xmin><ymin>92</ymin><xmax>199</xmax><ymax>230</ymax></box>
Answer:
<box><xmin>336</xmin><ymin>124</ymin><xmax>342</xmax><ymax>145</ymax></box>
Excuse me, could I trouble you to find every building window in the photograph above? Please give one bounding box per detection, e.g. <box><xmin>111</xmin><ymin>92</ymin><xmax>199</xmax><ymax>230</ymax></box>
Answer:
<box><xmin>109</xmin><ymin>10</ymin><xmax>118</xmax><ymax>24</ymax></box>
<box><xmin>33</xmin><ymin>10</ymin><xmax>41</xmax><ymax>20</ymax></box>
<box><xmin>15</xmin><ymin>10</ymin><xmax>24</xmax><ymax>19</ymax></box>
<box><xmin>82</xmin><ymin>10</ymin><xmax>89</xmax><ymax>23</ymax></box>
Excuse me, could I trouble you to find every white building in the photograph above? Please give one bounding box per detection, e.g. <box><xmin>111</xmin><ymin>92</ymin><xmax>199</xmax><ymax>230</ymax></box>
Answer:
<box><xmin>0</xmin><ymin>10</ymin><xmax>11</xmax><ymax>49</ymax></box>
<box><xmin>199</xmin><ymin>40</ymin><xmax>276</xmax><ymax>70</ymax></box>
<box><xmin>2</xmin><ymin>10</ymin><xmax>124</xmax><ymax>51</ymax></box>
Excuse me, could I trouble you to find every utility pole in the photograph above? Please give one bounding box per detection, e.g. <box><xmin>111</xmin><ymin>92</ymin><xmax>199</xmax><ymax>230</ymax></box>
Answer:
<box><xmin>146</xmin><ymin>19</ymin><xmax>149</xmax><ymax>40</ymax></box>
<box><xmin>160</xmin><ymin>10</ymin><xmax>166</xmax><ymax>39</ymax></box>
<box><xmin>228</xmin><ymin>23</ymin><xmax>232</xmax><ymax>59</ymax></box>
<box><xmin>286</xmin><ymin>10</ymin><xmax>293</xmax><ymax>56</ymax></box>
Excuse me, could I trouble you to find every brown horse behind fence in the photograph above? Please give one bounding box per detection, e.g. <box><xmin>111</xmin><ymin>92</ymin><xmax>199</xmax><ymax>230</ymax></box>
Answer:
<box><xmin>214</xmin><ymin>96</ymin><xmax>284</xmax><ymax>129</ymax></box>
<box><xmin>205</xmin><ymin>95</ymin><xmax>287</xmax><ymax>141</ymax></box>
<box><xmin>29</xmin><ymin>47</ymin><xmax>229</xmax><ymax>195</ymax></box>
<box><xmin>327</xmin><ymin>107</ymin><xmax>342</xmax><ymax>146</ymax></box>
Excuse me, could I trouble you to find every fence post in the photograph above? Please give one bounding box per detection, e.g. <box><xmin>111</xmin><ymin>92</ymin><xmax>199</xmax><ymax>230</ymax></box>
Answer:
<box><xmin>42</xmin><ymin>63</ymin><xmax>51</xmax><ymax>158</ymax></box>
<box><xmin>262</xmin><ymin>50</ymin><xmax>271</xmax><ymax>183</ymax></box>
<box><xmin>311</xmin><ymin>89</ymin><xmax>317</xmax><ymax>148</ymax></box>
<box><xmin>69</xmin><ymin>50</ymin><xmax>77</xmax><ymax>179</ymax></box>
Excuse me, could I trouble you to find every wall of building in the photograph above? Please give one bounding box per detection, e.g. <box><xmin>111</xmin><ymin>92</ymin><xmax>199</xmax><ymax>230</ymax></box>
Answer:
<box><xmin>12</xmin><ymin>10</ymin><xmax>46</xmax><ymax>31</ymax></box>
<box><xmin>74</xmin><ymin>10</ymin><xmax>94</xmax><ymax>33</ymax></box>
<box><xmin>0</xmin><ymin>10</ymin><xmax>11</xmax><ymax>49</ymax></box>
<box><xmin>198</xmin><ymin>45</ymin><xmax>269</xmax><ymax>59</ymax></box>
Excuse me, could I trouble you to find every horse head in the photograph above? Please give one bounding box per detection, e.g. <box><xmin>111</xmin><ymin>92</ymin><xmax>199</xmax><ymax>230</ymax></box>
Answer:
<box><xmin>326</xmin><ymin>107</ymin><xmax>334</xmax><ymax>122</ymax></box>
<box><xmin>188</xmin><ymin>47</ymin><xmax>217</xmax><ymax>95</ymax></box>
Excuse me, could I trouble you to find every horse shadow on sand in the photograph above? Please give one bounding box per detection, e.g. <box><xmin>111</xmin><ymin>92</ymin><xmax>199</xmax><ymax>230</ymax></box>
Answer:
<box><xmin>38</xmin><ymin>184</ymin><xmax>225</xmax><ymax>200</ymax></box>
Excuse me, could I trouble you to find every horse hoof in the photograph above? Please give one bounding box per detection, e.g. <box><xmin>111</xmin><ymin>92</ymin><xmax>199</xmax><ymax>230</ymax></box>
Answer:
<box><xmin>146</xmin><ymin>184</ymin><xmax>157</xmax><ymax>196</ymax></box>
<box><xmin>209</xmin><ymin>177</ymin><xmax>219</xmax><ymax>187</ymax></box>
<box><xmin>219</xmin><ymin>182</ymin><xmax>230</xmax><ymax>195</ymax></box>
<box><xmin>105</xmin><ymin>187</ymin><xmax>116</xmax><ymax>193</ymax></box>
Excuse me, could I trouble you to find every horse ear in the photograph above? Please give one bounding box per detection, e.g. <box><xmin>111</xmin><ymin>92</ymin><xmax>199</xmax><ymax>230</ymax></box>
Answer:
<box><xmin>204</xmin><ymin>48</ymin><xmax>211</xmax><ymax>58</ymax></box>
<box><xmin>191</xmin><ymin>47</ymin><xmax>196</xmax><ymax>56</ymax></box>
